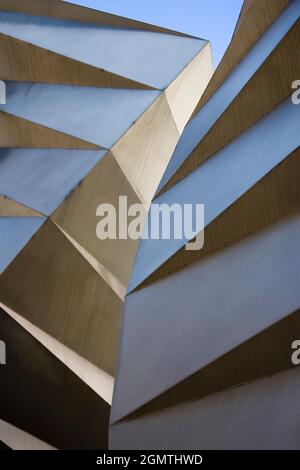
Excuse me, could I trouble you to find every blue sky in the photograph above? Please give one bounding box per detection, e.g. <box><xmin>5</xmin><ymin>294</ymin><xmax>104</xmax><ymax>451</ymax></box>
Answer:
<box><xmin>65</xmin><ymin>0</ymin><xmax>244</xmax><ymax>67</ymax></box>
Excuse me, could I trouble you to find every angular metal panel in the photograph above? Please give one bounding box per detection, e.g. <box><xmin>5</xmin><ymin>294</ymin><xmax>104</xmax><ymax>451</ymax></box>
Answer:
<box><xmin>0</xmin><ymin>216</ymin><xmax>44</xmax><ymax>273</ymax></box>
<box><xmin>0</xmin><ymin>12</ymin><xmax>207</xmax><ymax>89</ymax></box>
<box><xmin>112</xmin><ymin>214</ymin><xmax>300</xmax><ymax>422</ymax></box>
<box><xmin>157</xmin><ymin>0</ymin><xmax>300</xmax><ymax>192</ymax></box>
<box><xmin>0</xmin><ymin>220</ymin><xmax>123</xmax><ymax>375</ymax></box>
<box><xmin>0</xmin><ymin>308</ymin><xmax>110</xmax><ymax>449</ymax></box>
<box><xmin>0</xmin><ymin>81</ymin><xmax>160</xmax><ymax>148</ymax></box>
<box><xmin>129</xmin><ymin>99</ymin><xmax>300</xmax><ymax>292</ymax></box>
<box><xmin>0</xmin><ymin>148</ymin><xmax>106</xmax><ymax>215</ymax></box>
<box><xmin>110</xmin><ymin>368</ymin><xmax>300</xmax><ymax>450</ymax></box>
<box><xmin>141</xmin><ymin>148</ymin><xmax>300</xmax><ymax>288</ymax></box>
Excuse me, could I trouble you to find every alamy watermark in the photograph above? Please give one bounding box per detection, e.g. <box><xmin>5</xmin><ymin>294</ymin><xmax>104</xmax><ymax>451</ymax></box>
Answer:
<box><xmin>0</xmin><ymin>340</ymin><xmax>6</xmax><ymax>365</ymax></box>
<box><xmin>291</xmin><ymin>340</ymin><xmax>300</xmax><ymax>366</ymax></box>
<box><xmin>0</xmin><ymin>80</ymin><xmax>6</xmax><ymax>104</ymax></box>
<box><xmin>291</xmin><ymin>80</ymin><xmax>300</xmax><ymax>105</ymax></box>
<box><xmin>96</xmin><ymin>196</ymin><xmax>204</xmax><ymax>251</ymax></box>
